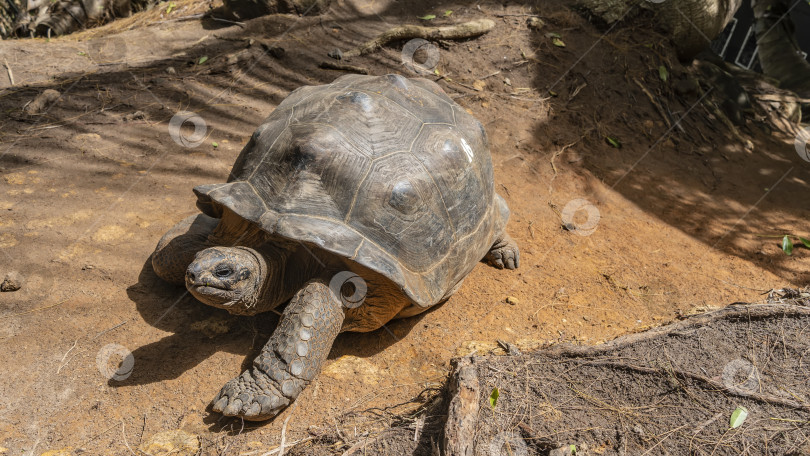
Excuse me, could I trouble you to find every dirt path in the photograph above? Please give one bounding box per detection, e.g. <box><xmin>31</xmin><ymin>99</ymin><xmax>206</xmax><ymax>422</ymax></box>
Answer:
<box><xmin>1</xmin><ymin>0</ymin><xmax>808</xmax><ymax>454</ymax></box>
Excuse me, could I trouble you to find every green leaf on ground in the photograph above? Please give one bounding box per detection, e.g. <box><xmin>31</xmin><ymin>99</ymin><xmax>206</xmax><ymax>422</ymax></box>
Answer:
<box><xmin>783</xmin><ymin>235</ymin><xmax>794</xmax><ymax>255</ymax></box>
<box><xmin>444</xmin><ymin>10</ymin><xmax>453</xmax><ymax>16</ymax></box>
<box><xmin>489</xmin><ymin>387</ymin><xmax>499</xmax><ymax>409</ymax></box>
<box><xmin>166</xmin><ymin>1</ymin><xmax>176</xmax><ymax>14</ymax></box>
<box><xmin>418</xmin><ymin>14</ymin><xmax>436</xmax><ymax>20</ymax></box>
<box><xmin>552</xmin><ymin>37</ymin><xmax>566</xmax><ymax>47</ymax></box>
<box><xmin>605</xmin><ymin>136</ymin><xmax>621</xmax><ymax>148</ymax></box>
<box><xmin>198</xmin><ymin>56</ymin><xmax>208</xmax><ymax>65</ymax></box>
<box><xmin>658</xmin><ymin>65</ymin><xmax>668</xmax><ymax>82</ymax></box>
<box><xmin>730</xmin><ymin>406</ymin><xmax>748</xmax><ymax>429</ymax></box>
<box><xmin>800</xmin><ymin>237</ymin><xmax>810</xmax><ymax>249</ymax></box>
<box><xmin>212</xmin><ymin>142</ymin><xmax>218</xmax><ymax>148</ymax></box>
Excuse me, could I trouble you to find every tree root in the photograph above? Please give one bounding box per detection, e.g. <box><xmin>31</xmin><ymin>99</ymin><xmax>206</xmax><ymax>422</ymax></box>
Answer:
<box><xmin>339</xmin><ymin>19</ymin><xmax>495</xmax><ymax>60</ymax></box>
<box><xmin>544</xmin><ymin>303</ymin><xmax>810</xmax><ymax>358</ymax></box>
<box><xmin>584</xmin><ymin>360</ymin><xmax>810</xmax><ymax>411</ymax></box>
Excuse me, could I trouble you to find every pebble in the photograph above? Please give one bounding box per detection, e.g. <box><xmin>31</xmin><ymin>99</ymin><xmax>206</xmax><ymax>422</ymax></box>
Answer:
<box><xmin>166</xmin><ymin>66</ymin><xmax>177</xmax><ymax>75</ymax></box>
<box><xmin>265</xmin><ymin>45</ymin><xmax>286</xmax><ymax>59</ymax></box>
<box><xmin>505</xmin><ymin>296</ymin><xmax>519</xmax><ymax>305</ymax></box>
<box><xmin>328</xmin><ymin>48</ymin><xmax>343</xmax><ymax>60</ymax></box>
<box><xmin>1</xmin><ymin>271</ymin><xmax>21</xmax><ymax>292</ymax></box>
<box><xmin>527</xmin><ymin>16</ymin><xmax>545</xmax><ymax>31</ymax></box>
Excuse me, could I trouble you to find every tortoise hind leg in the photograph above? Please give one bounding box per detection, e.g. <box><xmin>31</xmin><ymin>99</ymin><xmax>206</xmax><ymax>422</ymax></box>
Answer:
<box><xmin>152</xmin><ymin>214</ymin><xmax>219</xmax><ymax>285</ymax></box>
<box><xmin>484</xmin><ymin>234</ymin><xmax>520</xmax><ymax>270</ymax></box>
<box><xmin>211</xmin><ymin>279</ymin><xmax>344</xmax><ymax>420</ymax></box>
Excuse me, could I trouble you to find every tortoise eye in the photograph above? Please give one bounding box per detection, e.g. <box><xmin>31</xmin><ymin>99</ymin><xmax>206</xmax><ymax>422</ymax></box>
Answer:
<box><xmin>215</xmin><ymin>266</ymin><xmax>233</xmax><ymax>278</ymax></box>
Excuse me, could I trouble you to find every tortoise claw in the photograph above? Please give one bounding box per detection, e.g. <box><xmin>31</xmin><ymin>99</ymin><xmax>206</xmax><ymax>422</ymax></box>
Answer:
<box><xmin>210</xmin><ymin>369</ymin><xmax>289</xmax><ymax>421</ymax></box>
<box><xmin>485</xmin><ymin>234</ymin><xmax>520</xmax><ymax>270</ymax></box>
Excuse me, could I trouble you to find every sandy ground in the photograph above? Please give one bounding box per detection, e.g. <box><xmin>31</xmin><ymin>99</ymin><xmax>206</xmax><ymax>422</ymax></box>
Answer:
<box><xmin>1</xmin><ymin>0</ymin><xmax>809</xmax><ymax>454</ymax></box>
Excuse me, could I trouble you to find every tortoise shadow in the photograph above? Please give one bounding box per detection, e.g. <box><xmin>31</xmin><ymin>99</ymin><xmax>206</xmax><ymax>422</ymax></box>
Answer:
<box><xmin>119</xmin><ymin>255</ymin><xmax>426</xmax><ymax>390</ymax></box>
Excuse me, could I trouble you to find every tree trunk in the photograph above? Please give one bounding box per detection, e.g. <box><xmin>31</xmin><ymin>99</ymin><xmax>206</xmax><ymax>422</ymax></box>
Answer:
<box><xmin>752</xmin><ymin>0</ymin><xmax>810</xmax><ymax>98</ymax></box>
<box><xmin>576</xmin><ymin>0</ymin><xmax>744</xmax><ymax>60</ymax></box>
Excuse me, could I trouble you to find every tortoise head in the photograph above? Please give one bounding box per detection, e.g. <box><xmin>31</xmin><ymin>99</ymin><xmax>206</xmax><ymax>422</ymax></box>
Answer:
<box><xmin>185</xmin><ymin>246</ymin><xmax>265</xmax><ymax>314</ymax></box>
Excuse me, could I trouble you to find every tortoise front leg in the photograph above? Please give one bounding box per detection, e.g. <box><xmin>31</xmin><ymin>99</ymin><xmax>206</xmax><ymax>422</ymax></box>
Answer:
<box><xmin>152</xmin><ymin>214</ymin><xmax>219</xmax><ymax>285</ymax></box>
<box><xmin>211</xmin><ymin>279</ymin><xmax>344</xmax><ymax>420</ymax></box>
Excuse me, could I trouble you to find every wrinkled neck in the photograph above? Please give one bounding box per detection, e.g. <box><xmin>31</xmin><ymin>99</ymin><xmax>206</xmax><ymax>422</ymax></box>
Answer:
<box><xmin>233</xmin><ymin>246</ymin><xmax>266</xmax><ymax>311</ymax></box>
<box><xmin>254</xmin><ymin>242</ymin><xmax>335</xmax><ymax>311</ymax></box>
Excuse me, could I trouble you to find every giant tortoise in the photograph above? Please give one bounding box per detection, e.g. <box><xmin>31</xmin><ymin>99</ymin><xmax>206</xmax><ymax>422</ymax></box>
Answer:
<box><xmin>151</xmin><ymin>74</ymin><xmax>519</xmax><ymax>420</ymax></box>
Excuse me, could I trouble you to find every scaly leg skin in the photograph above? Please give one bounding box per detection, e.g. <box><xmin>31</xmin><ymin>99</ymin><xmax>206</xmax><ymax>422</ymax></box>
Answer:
<box><xmin>484</xmin><ymin>234</ymin><xmax>520</xmax><ymax>270</ymax></box>
<box><xmin>151</xmin><ymin>214</ymin><xmax>219</xmax><ymax>285</ymax></box>
<box><xmin>211</xmin><ymin>279</ymin><xmax>344</xmax><ymax>420</ymax></box>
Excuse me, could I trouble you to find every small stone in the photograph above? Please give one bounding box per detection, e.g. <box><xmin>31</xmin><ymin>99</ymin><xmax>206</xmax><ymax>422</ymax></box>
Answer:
<box><xmin>505</xmin><ymin>296</ymin><xmax>519</xmax><ymax>305</ymax></box>
<box><xmin>527</xmin><ymin>16</ymin><xmax>545</xmax><ymax>31</ymax></box>
<box><xmin>123</xmin><ymin>111</ymin><xmax>146</xmax><ymax>122</ymax></box>
<box><xmin>327</xmin><ymin>48</ymin><xmax>343</xmax><ymax>60</ymax></box>
<box><xmin>264</xmin><ymin>45</ymin><xmax>286</xmax><ymax>59</ymax></box>
<box><xmin>166</xmin><ymin>66</ymin><xmax>177</xmax><ymax>75</ymax></box>
<box><xmin>1</xmin><ymin>271</ymin><xmax>22</xmax><ymax>292</ymax></box>
<box><xmin>138</xmin><ymin>430</ymin><xmax>199</xmax><ymax>456</ymax></box>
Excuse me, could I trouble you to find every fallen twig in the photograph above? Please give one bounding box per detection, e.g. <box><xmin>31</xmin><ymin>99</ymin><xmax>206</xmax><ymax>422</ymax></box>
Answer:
<box><xmin>633</xmin><ymin>77</ymin><xmax>672</xmax><ymax>129</ymax></box>
<box><xmin>318</xmin><ymin>61</ymin><xmax>369</xmax><ymax>74</ymax></box>
<box><xmin>211</xmin><ymin>16</ymin><xmax>246</xmax><ymax>28</ymax></box>
<box><xmin>494</xmin><ymin>13</ymin><xmax>540</xmax><ymax>17</ymax></box>
<box><xmin>4</xmin><ymin>60</ymin><xmax>14</xmax><ymax>86</ymax></box>
<box><xmin>153</xmin><ymin>13</ymin><xmax>204</xmax><ymax>24</ymax></box>
<box><xmin>340</xmin><ymin>19</ymin><xmax>495</xmax><ymax>59</ymax></box>
<box><xmin>276</xmin><ymin>400</ymin><xmax>299</xmax><ymax>456</ymax></box>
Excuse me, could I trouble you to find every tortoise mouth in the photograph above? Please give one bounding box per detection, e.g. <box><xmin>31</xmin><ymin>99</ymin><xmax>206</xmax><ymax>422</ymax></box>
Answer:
<box><xmin>189</xmin><ymin>284</ymin><xmax>230</xmax><ymax>296</ymax></box>
<box><xmin>187</xmin><ymin>282</ymin><xmax>238</xmax><ymax>308</ymax></box>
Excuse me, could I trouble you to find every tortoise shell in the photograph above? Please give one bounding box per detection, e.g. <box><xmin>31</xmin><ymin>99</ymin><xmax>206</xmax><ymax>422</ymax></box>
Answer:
<box><xmin>193</xmin><ymin>74</ymin><xmax>509</xmax><ymax>308</ymax></box>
